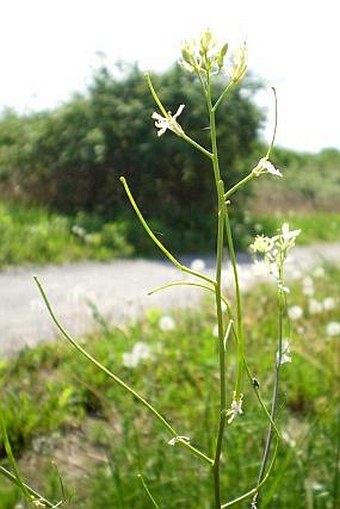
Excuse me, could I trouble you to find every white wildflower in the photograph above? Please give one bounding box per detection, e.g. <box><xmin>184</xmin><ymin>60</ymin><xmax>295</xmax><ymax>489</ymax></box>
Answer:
<box><xmin>152</xmin><ymin>104</ymin><xmax>185</xmax><ymax>137</ymax></box>
<box><xmin>313</xmin><ymin>266</ymin><xmax>325</xmax><ymax>278</ymax></box>
<box><xmin>308</xmin><ymin>298</ymin><xmax>323</xmax><ymax>314</ymax></box>
<box><xmin>326</xmin><ymin>321</ymin><xmax>340</xmax><ymax>337</ymax></box>
<box><xmin>159</xmin><ymin>315</ymin><xmax>176</xmax><ymax>332</ymax></box>
<box><xmin>277</xmin><ymin>339</ymin><xmax>292</xmax><ymax>366</ymax></box>
<box><xmin>323</xmin><ymin>297</ymin><xmax>336</xmax><ymax>311</ymax></box>
<box><xmin>302</xmin><ymin>276</ymin><xmax>314</xmax><ymax>296</ymax></box>
<box><xmin>250</xmin><ymin>234</ymin><xmax>274</xmax><ymax>254</ymax></box>
<box><xmin>190</xmin><ymin>258</ymin><xmax>206</xmax><ymax>272</ymax></box>
<box><xmin>226</xmin><ymin>392</ymin><xmax>244</xmax><ymax>424</ymax></box>
<box><xmin>168</xmin><ymin>435</ymin><xmax>190</xmax><ymax>446</ymax></box>
<box><xmin>253</xmin><ymin>157</ymin><xmax>282</xmax><ymax>177</ymax></box>
<box><xmin>280</xmin><ymin>223</ymin><xmax>301</xmax><ymax>249</ymax></box>
<box><xmin>288</xmin><ymin>305</ymin><xmax>303</xmax><ymax>320</ymax></box>
<box><xmin>122</xmin><ymin>341</ymin><xmax>152</xmax><ymax>368</ymax></box>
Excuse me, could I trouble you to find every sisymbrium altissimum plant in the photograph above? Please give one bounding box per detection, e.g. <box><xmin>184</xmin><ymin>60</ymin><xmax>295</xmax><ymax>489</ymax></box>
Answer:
<box><xmin>1</xmin><ymin>30</ymin><xmax>301</xmax><ymax>508</ymax></box>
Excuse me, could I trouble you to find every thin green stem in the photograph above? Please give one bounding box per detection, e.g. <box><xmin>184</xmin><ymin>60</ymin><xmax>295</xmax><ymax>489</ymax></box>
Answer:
<box><xmin>213</xmin><ymin>81</ymin><xmax>234</xmax><ymax>112</ymax></box>
<box><xmin>34</xmin><ymin>276</ymin><xmax>213</xmax><ymax>466</ymax></box>
<box><xmin>120</xmin><ymin>177</ymin><xmax>215</xmax><ymax>287</ymax></box>
<box><xmin>34</xmin><ymin>276</ymin><xmax>176</xmax><ymax>435</ymax></box>
<box><xmin>0</xmin><ymin>465</ymin><xmax>59</xmax><ymax>508</ymax></box>
<box><xmin>148</xmin><ymin>280</ymin><xmax>214</xmax><ymax>296</ymax></box>
<box><xmin>220</xmin><ymin>439</ymin><xmax>279</xmax><ymax>508</ymax></box>
<box><xmin>265</xmin><ymin>87</ymin><xmax>278</xmax><ymax>159</ymax></box>
<box><xmin>0</xmin><ymin>410</ymin><xmax>32</xmax><ymax>503</ymax></box>
<box><xmin>224</xmin><ymin>171</ymin><xmax>255</xmax><ymax>201</ymax></box>
<box><xmin>254</xmin><ymin>266</ymin><xmax>285</xmax><ymax>505</ymax></box>
<box><xmin>146</xmin><ymin>72</ymin><xmax>213</xmax><ymax>160</ymax></box>
<box><xmin>206</xmin><ymin>72</ymin><xmax>227</xmax><ymax>509</ymax></box>
<box><xmin>224</xmin><ymin>206</ymin><xmax>244</xmax><ymax>399</ymax></box>
<box><xmin>138</xmin><ymin>473</ymin><xmax>160</xmax><ymax>508</ymax></box>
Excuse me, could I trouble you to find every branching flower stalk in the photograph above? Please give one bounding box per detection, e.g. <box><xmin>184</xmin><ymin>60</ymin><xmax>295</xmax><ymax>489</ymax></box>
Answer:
<box><xmin>2</xmin><ymin>29</ymin><xmax>300</xmax><ymax>509</ymax></box>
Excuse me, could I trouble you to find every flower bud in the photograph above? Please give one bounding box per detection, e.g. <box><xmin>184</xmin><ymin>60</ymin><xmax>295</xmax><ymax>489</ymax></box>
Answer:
<box><xmin>230</xmin><ymin>42</ymin><xmax>247</xmax><ymax>83</ymax></box>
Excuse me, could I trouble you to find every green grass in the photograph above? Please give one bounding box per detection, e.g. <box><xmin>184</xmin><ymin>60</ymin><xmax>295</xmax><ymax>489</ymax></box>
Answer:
<box><xmin>0</xmin><ymin>201</ymin><xmax>134</xmax><ymax>268</ymax></box>
<box><xmin>249</xmin><ymin>212</ymin><xmax>340</xmax><ymax>244</ymax></box>
<box><xmin>0</xmin><ymin>265</ymin><xmax>339</xmax><ymax>508</ymax></box>
<box><xmin>1</xmin><ymin>200</ymin><xmax>339</xmax><ymax>271</ymax></box>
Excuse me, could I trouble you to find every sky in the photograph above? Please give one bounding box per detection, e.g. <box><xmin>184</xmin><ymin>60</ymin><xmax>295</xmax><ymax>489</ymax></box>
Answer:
<box><xmin>0</xmin><ymin>0</ymin><xmax>339</xmax><ymax>153</ymax></box>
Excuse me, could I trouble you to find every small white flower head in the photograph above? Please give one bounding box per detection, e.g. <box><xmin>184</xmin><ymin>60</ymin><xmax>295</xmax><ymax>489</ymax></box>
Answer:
<box><xmin>152</xmin><ymin>104</ymin><xmax>185</xmax><ymax>137</ymax></box>
<box><xmin>159</xmin><ymin>315</ymin><xmax>176</xmax><ymax>332</ymax></box>
<box><xmin>313</xmin><ymin>266</ymin><xmax>325</xmax><ymax>278</ymax></box>
<box><xmin>190</xmin><ymin>258</ymin><xmax>206</xmax><ymax>272</ymax></box>
<box><xmin>168</xmin><ymin>435</ymin><xmax>190</xmax><ymax>446</ymax></box>
<box><xmin>180</xmin><ymin>29</ymin><xmax>229</xmax><ymax>75</ymax></box>
<box><xmin>302</xmin><ymin>276</ymin><xmax>314</xmax><ymax>297</ymax></box>
<box><xmin>278</xmin><ymin>283</ymin><xmax>290</xmax><ymax>294</ymax></box>
<box><xmin>308</xmin><ymin>298</ymin><xmax>323</xmax><ymax>315</ymax></box>
<box><xmin>253</xmin><ymin>157</ymin><xmax>282</xmax><ymax>178</ymax></box>
<box><xmin>277</xmin><ymin>339</ymin><xmax>292</xmax><ymax>366</ymax></box>
<box><xmin>288</xmin><ymin>305</ymin><xmax>303</xmax><ymax>320</ymax></box>
<box><xmin>326</xmin><ymin>321</ymin><xmax>340</xmax><ymax>337</ymax></box>
<box><xmin>323</xmin><ymin>297</ymin><xmax>336</xmax><ymax>311</ymax></box>
<box><xmin>226</xmin><ymin>392</ymin><xmax>244</xmax><ymax>424</ymax></box>
<box><xmin>122</xmin><ymin>341</ymin><xmax>152</xmax><ymax>368</ymax></box>
<box><xmin>278</xmin><ymin>223</ymin><xmax>301</xmax><ymax>254</ymax></box>
<box><xmin>250</xmin><ymin>234</ymin><xmax>274</xmax><ymax>255</ymax></box>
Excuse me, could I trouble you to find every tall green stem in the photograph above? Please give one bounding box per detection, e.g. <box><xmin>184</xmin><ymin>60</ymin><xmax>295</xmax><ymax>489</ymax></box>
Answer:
<box><xmin>254</xmin><ymin>265</ymin><xmax>285</xmax><ymax>506</ymax></box>
<box><xmin>206</xmin><ymin>75</ymin><xmax>227</xmax><ymax>509</ymax></box>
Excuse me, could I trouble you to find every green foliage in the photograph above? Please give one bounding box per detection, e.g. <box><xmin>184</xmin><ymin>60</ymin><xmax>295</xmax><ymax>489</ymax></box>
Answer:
<box><xmin>248</xmin><ymin>212</ymin><xmax>340</xmax><ymax>244</ymax></box>
<box><xmin>0</xmin><ymin>63</ymin><xmax>263</xmax><ymax>252</ymax></box>
<box><xmin>250</xmin><ymin>146</ymin><xmax>340</xmax><ymax>214</ymax></box>
<box><xmin>0</xmin><ymin>201</ymin><xmax>133</xmax><ymax>268</ymax></box>
<box><xmin>0</xmin><ymin>266</ymin><xmax>338</xmax><ymax>507</ymax></box>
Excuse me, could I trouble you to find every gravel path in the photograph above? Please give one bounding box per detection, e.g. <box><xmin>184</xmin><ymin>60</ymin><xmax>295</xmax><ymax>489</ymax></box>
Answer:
<box><xmin>0</xmin><ymin>243</ymin><xmax>339</xmax><ymax>357</ymax></box>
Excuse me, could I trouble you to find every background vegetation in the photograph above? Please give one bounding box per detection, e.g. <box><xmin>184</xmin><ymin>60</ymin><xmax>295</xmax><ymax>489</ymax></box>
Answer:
<box><xmin>0</xmin><ymin>61</ymin><xmax>339</xmax><ymax>268</ymax></box>
<box><xmin>0</xmin><ymin>264</ymin><xmax>338</xmax><ymax>507</ymax></box>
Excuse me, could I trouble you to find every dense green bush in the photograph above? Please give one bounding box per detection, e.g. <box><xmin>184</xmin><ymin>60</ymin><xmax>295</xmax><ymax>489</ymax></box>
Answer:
<box><xmin>0</xmin><ymin>63</ymin><xmax>263</xmax><ymax>252</ymax></box>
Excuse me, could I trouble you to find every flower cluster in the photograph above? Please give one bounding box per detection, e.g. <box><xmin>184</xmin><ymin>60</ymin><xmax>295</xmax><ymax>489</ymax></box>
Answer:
<box><xmin>122</xmin><ymin>341</ymin><xmax>152</xmax><ymax>368</ymax></box>
<box><xmin>250</xmin><ymin>223</ymin><xmax>301</xmax><ymax>289</ymax></box>
<box><xmin>276</xmin><ymin>339</ymin><xmax>292</xmax><ymax>366</ymax></box>
<box><xmin>181</xmin><ymin>29</ymin><xmax>229</xmax><ymax>75</ymax></box>
<box><xmin>180</xmin><ymin>29</ymin><xmax>247</xmax><ymax>85</ymax></box>
<box><xmin>226</xmin><ymin>392</ymin><xmax>244</xmax><ymax>424</ymax></box>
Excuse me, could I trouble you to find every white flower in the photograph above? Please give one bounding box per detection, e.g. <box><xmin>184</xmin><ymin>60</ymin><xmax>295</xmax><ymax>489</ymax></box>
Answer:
<box><xmin>313</xmin><ymin>266</ymin><xmax>325</xmax><ymax>278</ymax></box>
<box><xmin>277</xmin><ymin>339</ymin><xmax>292</xmax><ymax>365</ymax></box>
<box><xmin>190</xmin><ymin>258</ymin><xmax>206</xmax><ymax>272</ymax></box>
<box><xmin>302</xmin><ymin>276</ymin><xmax>314</xmax><ymax>296</ymax></box>
<box><xmin>159</xmin><ymin>315</ymin><xmax>176</xmax><ymax>332</ymax></box>
<box><xmin>288</xmin><ymin>305</ymin><xmax>303</xmax><ymax>320</ymax></box>
<box><xmin>250</xmin><ymin>234</ymin><xmax>274</xmax><ymax>254</ymax></box>
<box><xmin>253</xmin><ymin>157</ymin><xmax>282</xmax><ymax>177</ymax></box>
<box><xmin>168</xmin><ymin>435</ymin><xmax>190</xmax><ymax>446</ymax></box>
<box><xmin>326</xmin><ymin>321</ymin><xmax>340</xmax><ymax>337</ymax></box>
<box><xmin>226</xmin><ymin>392</ymin><xmax>244</xmax><ymax>424</ymax></box>
<box><xmin>122</xmin><ymin>341</ymin><xmax>152</xmax><ymax>368</ymax></box>
<box><xmin>280</xmin><ymin>223</ymin><xmax>301</xmax><ymax>248</ymax></box>
<box><xmin>323</xmin><ymin>297</ymin><xmax>336</xmax><ymax>311</ymax></box>
<box><xmin>152</xmin><ymin>104</ymin><xmax>185</xmax><ymax>137</ymax></box>
<box><xmin>308</xmin><ymin>298</ymin><xmax>323</xmax><ymax>314</ymax></box>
